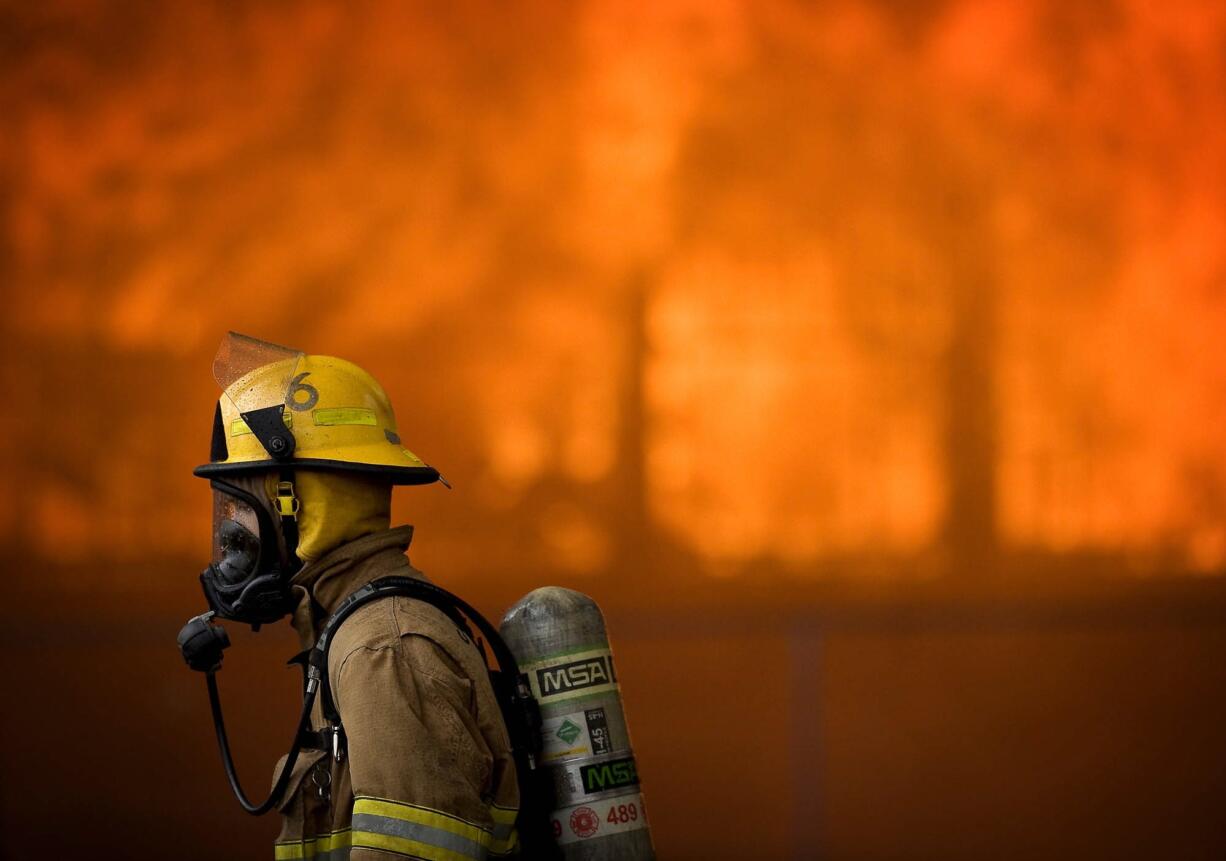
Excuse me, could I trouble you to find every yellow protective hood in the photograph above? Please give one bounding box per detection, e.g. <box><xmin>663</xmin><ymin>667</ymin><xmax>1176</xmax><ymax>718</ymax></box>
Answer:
<box><xmin>265</xmin><ymin>470</ymin><xmax>393</xmax><ymax>563</ymax></box>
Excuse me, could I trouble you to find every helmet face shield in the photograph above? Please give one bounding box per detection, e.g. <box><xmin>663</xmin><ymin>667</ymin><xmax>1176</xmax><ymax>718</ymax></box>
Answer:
<box><xmin>210</xmin><ymin>332</ymin><xmax>306</xmax><ymax>465</ymax></box>
<box><xmin>213</xmin><ymin>331</ymin><xmax>305</xmax><ymax>416</ymax></box>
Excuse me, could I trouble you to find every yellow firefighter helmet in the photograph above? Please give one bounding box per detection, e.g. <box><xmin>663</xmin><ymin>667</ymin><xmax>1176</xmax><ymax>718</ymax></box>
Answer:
<box><xmin>194</xmin><ymin>332</ymin><xmax>441</xmax><ymax>486</ymax></box>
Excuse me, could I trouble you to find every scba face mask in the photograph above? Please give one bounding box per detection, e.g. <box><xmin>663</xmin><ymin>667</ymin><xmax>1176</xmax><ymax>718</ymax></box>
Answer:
<box><xmin>201</xmin><ymin>478</ymin><xmax>299</xmax><ymax>626</ymax></box>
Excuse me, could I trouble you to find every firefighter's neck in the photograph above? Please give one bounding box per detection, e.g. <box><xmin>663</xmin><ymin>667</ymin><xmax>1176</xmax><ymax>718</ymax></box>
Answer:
<box><xmin>287</xmin><ymin>525</ymin><xmax>418</xmax><ymax>648</ymax></box>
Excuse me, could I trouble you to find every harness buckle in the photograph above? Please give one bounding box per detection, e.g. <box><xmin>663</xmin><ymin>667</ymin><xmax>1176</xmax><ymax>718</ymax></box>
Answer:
<box><xmin>321</xmin><ymin>724</ymin><xmax>347</xmax><ymax>763</ymax></box>
<box><xmin>274</xmin><ymin>480</ymin><xmax>299</xmax><ymax>518</ymax></box>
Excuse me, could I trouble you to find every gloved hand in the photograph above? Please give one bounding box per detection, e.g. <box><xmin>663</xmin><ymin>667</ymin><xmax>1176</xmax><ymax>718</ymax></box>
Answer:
<box><xmin>177</xmin><ymin>612</ymin><xmax>231</xmax><ymax>672</ymax></box>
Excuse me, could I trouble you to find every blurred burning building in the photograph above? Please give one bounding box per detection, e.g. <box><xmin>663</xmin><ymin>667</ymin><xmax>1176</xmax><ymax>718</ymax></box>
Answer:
<box><xmin>2</xmin><ymin>1</ymin><xmax>1225</xmax><ymax>859</ymax></box>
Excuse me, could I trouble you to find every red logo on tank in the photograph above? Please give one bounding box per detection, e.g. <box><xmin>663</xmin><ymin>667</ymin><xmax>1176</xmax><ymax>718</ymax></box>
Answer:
<box><xmin>569</xmin><ymin>806</ymin><xmax>600</xmax><ymax>839</ymax></box>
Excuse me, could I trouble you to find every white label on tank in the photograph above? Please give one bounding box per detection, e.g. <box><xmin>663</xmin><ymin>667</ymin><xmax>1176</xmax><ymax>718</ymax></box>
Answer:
<box><xmin>541</xmin><ymin>711</ymin><xmax>591</xmax><ymax>761</ymax></box>
<box><xmin>540</xmin><ymin>705</ymin><xmax>615</xmax><ymax>762</ymax></box>
<box><xmin>522</xmin><ymin>648</ymin><xmax>619</xmax><ymax>703</ymax></box>
<box><xmin>552</xmin><ymin>792</ymin><xmax>650</xmax><ymax>845</ymax></box>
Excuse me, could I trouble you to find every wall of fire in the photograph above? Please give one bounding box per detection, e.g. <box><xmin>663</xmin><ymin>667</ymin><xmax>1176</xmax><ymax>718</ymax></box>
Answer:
<box><xmin>2</xmin><ymin>2</ymin><xmax>1225</xmax><ymax>858</ymax></box>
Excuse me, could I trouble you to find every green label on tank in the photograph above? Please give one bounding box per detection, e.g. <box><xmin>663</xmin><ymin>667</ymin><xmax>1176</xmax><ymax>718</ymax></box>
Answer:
<box><xmin>556</xmin><ymin>719</ymin><xmax>583</xmax><ymax>745</ymax></box>
<box><xmin>580</xmin><ymin>756</ymin><xmax>639</xmax><ymax>794</ymax></box>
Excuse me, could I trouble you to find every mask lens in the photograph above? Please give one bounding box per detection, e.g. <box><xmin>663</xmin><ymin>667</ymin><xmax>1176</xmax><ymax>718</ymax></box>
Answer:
<box><xmin>212</xmin><ymin>490</ymin><xmax>261</xmax><ymax>563</ymax></box>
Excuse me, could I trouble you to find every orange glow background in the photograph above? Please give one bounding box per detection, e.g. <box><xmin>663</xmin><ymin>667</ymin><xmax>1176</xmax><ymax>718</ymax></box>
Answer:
<box><xmin>3</xmin><ymin>1</ymin><xmax>1226</xmax><ymax>858</ymax></box>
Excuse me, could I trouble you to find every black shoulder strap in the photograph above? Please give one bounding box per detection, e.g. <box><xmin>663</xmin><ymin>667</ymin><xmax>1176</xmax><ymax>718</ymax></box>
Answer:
<box><xmin>314</xmin><ymin>575</ymin><xmax>523</xmax><ymax>723</ymax></box>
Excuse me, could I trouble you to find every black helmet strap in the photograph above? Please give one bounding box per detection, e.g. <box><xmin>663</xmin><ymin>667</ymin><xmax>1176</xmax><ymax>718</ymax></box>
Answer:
<box><xmin>234</xmin><ymin>401</ymin><xmax>301</xmax><ymax>565</ymax></box>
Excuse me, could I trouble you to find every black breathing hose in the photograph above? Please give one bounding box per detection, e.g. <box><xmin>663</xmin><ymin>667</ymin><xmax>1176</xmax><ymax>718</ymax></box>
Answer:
<box><xmin>206</xmin><ymin>668</ymin><xmax>318</xmax><ymax>815</ymax></box>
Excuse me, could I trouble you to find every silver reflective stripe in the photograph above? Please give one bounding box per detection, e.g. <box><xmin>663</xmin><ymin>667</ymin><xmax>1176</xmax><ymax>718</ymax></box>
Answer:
<box><xmin>352</xmin><ymin>812</ymin><xmax>487</xmax><ymax>860</ymax></box>
<box><xmin>491</xmin><ymin>821</ymin><xmax>515</xmax><ymax>843</ymax></box>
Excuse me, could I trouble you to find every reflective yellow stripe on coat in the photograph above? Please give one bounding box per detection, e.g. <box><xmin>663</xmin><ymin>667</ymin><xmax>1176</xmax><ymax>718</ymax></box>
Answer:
<box><xmin>274</xmin><ymin>829</ymin><xmax>352</xmax><ymax>860</ymax></box>
<box><xmin>350</xmin><ymin>796</ymin><xmax>518</xmax><ymax>860</ymax></box>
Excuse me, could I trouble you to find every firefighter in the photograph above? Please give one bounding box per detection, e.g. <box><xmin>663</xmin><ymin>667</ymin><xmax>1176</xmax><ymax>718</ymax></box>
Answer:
<box><xmin>184</xmin><ymin>333</ymin><xmax>520</xmax><ymax>859</ymax></box>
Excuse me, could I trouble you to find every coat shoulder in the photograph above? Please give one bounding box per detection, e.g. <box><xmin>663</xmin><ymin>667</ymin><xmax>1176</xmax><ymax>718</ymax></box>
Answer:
<box><xmin>325</xmin><ymin>593</ymin><xmax>482</xmax><ymax>679</ymax></box>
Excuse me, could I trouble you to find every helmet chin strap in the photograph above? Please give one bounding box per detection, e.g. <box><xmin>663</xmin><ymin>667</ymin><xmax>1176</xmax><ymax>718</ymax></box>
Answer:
<box><xmin>242</xmin><ymin>401</ymin><xmax>302</xmax><ymax>576</ymax></box>
<box><xmin>274</xmin><ymin>467</ymin><xmax>301</xmax><ymax>570</ymax></box>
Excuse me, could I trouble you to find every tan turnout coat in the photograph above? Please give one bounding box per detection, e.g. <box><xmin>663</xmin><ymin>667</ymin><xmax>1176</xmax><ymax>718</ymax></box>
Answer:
<box><xmin>272</xmin><ymin>526</ymin><xmax>519</xmax><ymax>860</ymax></box>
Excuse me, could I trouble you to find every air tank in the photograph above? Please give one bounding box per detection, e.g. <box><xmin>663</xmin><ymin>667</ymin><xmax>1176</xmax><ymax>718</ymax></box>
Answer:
<box><xmin>501</xmin><ymin>587</ymin><xmax>655</xmax><ymax>860</ymax></box>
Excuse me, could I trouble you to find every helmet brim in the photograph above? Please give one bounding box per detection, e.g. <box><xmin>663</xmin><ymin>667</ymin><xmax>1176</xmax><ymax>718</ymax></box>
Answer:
<box><xmin>193</xmin><ymin>458</ymin><xmax>441</xmax><ymax>486</ymax></box>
